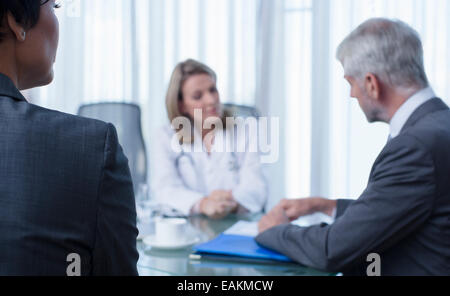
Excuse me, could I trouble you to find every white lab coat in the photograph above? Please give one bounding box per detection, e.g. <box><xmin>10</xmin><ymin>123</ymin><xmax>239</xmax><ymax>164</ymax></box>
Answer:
<box><xmin>151</xmin><ymin>125</ymin><xmax>268</xmax><ymax>215</ymax></box>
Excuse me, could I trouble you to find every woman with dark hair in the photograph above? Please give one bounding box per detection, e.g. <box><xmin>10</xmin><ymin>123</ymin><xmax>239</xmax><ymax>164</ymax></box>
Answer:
<box><xmin>0</xmin><ymin>1</ymin><xmax>138</xmax><ymax>276</ymax></box>
<box><xmin>0</xmin><ymin>0</ymin><xmax>60</xmax><ymax>88</ymax></box>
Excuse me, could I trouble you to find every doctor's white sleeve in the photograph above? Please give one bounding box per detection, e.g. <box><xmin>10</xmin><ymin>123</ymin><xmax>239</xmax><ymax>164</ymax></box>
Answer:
<box><xmin>150</xmin><ymin>129</ymin><xmax>204</xmax><ymax>216</ymax></box>
<box><xmin>232</xmin><ymin>151</ymin><xmax>268</xmax><ymax>213</ymax></box>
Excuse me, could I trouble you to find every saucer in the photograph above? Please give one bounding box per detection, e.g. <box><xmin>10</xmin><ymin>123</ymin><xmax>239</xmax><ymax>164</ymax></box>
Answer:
<box><xmin>143</xmin><ymin>235</ymin><xmax>200</xmax><ymax>250</ymax></box>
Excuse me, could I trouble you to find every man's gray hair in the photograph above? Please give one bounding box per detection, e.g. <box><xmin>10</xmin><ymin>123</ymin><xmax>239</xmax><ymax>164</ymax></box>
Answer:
<box><xmin>336</xmin><ymin>18</ymin><xmax>429</xmax><ymax>89</ymax></box>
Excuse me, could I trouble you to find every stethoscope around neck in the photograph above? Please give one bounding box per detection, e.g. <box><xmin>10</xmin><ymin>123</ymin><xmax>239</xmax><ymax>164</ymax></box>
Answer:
<box><xmin>174</xmin><ymin>126</ymin><xmax>242</xmax><ymax>174</ymax></box>
<box><xmin>175</xmin><ymin>149</ymin><xmax>239</xmax><ymax>174</ymax></box>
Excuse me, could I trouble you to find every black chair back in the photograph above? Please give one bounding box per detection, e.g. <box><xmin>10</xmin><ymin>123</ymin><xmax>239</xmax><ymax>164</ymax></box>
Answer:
<box><xmin>78</xmin><ymin>103</ymin><xmax>147</xmax><ymax>192</ymax></box>
<box><xmin>223</xmin><ymin>103</ymin><xmax>260</xmax><ymax>118</ymax></box>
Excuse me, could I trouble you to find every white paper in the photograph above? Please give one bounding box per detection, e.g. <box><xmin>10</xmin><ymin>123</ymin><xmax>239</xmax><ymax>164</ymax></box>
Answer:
<box><xmin>224</xmin><ymin>213</ymin><xmax>335</xmax><ymax>238</ymax></box>
<box><xmin>291</xmin><ymin>212</ymin><xmax>334</xmax><ymax>227</ymax></box>
<box><xmin>224</xmin><ymin>221</ymin><xmax>259</xmax><ymax>237</ymax></box>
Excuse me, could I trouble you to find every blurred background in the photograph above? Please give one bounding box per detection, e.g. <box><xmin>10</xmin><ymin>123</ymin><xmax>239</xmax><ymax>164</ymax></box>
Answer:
<box><xmin>24</xmin><ymin>0</ymin><xmax>450</xmax><ymax>210</ymax></box>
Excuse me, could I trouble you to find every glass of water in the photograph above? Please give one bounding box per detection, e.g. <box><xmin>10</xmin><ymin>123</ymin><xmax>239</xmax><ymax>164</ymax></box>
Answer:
<box><xmin>135</xmin><ymin>183</ymin><xmax>153</xmax><ymax>224</ymax></box>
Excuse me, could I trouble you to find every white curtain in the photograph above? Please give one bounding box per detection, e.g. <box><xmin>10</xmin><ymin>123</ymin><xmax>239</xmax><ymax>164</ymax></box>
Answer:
<box><xmin>327</xmin><ymin>0</ymin><xmax>450</xmax><ymax>199</ymax></box>
<box><xmin>24</xmin><ymin>0</ymin><xmax>450</xmax><ymax>209</ymax></box>
<box><xmin>25</xmin><ymin>0</ymin><xmax>272</xmax><ymax>203</ymax></box>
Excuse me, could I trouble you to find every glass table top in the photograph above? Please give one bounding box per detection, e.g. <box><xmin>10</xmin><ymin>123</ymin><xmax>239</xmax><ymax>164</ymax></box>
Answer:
<box><xmin>137</xmin><ymin>213</ymin><xmax>334</xmax><ymax>276</ymax></box>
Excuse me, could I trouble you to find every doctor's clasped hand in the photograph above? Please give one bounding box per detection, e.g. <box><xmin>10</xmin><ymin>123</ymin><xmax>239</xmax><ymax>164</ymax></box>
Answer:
<box><xmin>199</xmin><ymin>190</ymin><xmax>238</xmax><ymax>220</ymax></box>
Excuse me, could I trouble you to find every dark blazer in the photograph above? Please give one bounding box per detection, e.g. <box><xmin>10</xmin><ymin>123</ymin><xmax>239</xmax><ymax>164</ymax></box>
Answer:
<box><xmin>256</xmin><ymin>98</ymin><xmax>450</xmax><ymax>276</ymax></box>
<box><xmin>0</xmin><ymin>74</ymin><xmax>139</xmax><ymax>276</ymax></box>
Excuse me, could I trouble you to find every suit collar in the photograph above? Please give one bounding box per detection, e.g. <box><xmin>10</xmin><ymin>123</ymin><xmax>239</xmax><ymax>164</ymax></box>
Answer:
<box><xmin>0</xmin><ymin>73</ymin><xmax>26</xmax><ymax>102</ymax></box>
<box><xmin>400</xmin><ymin>98</ymin><xmax>449</xmax><ymax>135</ymax></box>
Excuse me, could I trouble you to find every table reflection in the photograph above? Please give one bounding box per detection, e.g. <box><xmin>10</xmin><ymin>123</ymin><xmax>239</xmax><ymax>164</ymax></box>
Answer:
<box><xmin>137</xmin><ymin>213</ymin><xmax>333</xmax><ymax>276</ymax></box>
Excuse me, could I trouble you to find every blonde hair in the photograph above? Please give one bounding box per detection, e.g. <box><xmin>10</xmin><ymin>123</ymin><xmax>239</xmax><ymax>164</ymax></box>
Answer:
<box><xmin>166</xmin><ymin>59</ymin><xmax>227</xmax><ymax>144</ymax></box>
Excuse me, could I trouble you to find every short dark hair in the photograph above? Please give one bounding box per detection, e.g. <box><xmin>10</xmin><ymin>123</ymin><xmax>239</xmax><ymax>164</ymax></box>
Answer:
<box><xmin>0</xmin><ymin>0</ymin><xmax>46</xmax><ymax>42</ymax></box>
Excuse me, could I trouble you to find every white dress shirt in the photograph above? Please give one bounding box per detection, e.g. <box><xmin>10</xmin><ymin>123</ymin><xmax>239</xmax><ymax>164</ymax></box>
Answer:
<box><xmin>389</xmin><ymin>87</ymin><xmax>436</xmax><ymax>139</ymax></box>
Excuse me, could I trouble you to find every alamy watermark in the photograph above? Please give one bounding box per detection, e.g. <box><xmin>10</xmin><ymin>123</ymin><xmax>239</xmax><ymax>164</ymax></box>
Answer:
<box><xmin>366</xmin><ymin>253</ymin><xmax>381</xmax><ymax>276</ymax></box>
<box><xmin>66</xmin><ymin>253</ymin><xmax>81</xmax><ymax>276</ymax></box>
<box><xmin>171</xmin><ymin>109</ymin><xmax>280</xmax><ymax>164</ymax></box>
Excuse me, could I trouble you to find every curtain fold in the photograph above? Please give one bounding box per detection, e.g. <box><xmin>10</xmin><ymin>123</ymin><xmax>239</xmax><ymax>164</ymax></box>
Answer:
<box><xmin>22</xmin><ymin>0</ymin><xmax>450</xmax><ymax>209</ymax></box>
<box><xmin>328</xmin><ymin>0</ymin><xmax>450</xmax><ymax>199</ymax></box>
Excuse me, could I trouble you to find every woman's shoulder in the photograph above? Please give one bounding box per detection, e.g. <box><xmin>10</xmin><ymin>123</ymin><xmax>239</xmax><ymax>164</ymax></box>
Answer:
<box><xmin>153</xmin><ymin>125</ymin><xmax>180</xmax><ymax>149</ymax></box>
<box><xmin>156</xmin><ymin>124</ymin><xmax>177</xmax><ymax>138</ymax></box>
<box><xmin>222</xmin><ymin>124</ymin><xmax>259</xmax><ymax>153</ymax></box>
<box><xmin>223</xmin><ymin>124</ymin><xmax>257</xmax><ymax>141</ymax></box>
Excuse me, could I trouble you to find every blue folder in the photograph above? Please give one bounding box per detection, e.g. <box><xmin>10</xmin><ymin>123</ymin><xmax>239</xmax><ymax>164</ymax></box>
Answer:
<box><xmin>192</xmin><ymin>234</ymin><xmax>293</xmax><ymax>263</ymax></box>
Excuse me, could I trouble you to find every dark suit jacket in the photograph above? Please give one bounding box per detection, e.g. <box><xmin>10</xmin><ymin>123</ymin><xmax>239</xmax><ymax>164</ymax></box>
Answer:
<box><xmin>256</xmin><ymin>98</ymin><xmax>450</xmax><ymax>276</ymax></box>
<box><xmin>0</xmin><ymin>74</ymin><xmax>139</xmax><ymax>276</ymax></box>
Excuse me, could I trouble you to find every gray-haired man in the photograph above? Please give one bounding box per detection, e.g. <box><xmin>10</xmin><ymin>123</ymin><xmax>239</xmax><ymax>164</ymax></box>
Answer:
<box><xmin>256</xmin><ymin>18</ymin><xmax>450</xmax><ymax>276</ymax></box>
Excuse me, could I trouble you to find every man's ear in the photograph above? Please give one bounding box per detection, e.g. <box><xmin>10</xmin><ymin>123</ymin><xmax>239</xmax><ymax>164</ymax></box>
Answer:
<box><xmin>364</xmin><ymin>73</ymin><xmax>380</xmax><ymax>101</ymax></box>
<box><xmin>6</xmin><ymin>12</ymin><xmax>27</xmax><ymax>42</ymax></box>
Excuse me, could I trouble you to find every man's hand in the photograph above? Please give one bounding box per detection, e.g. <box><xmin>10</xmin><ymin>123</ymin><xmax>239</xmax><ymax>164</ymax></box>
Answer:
<box><xmin>279</xmin><ymin>197</ymin><xmax>337</xmax><ymax>221</ymax></box>
<box><xmin>258</xmin><ymin>206</ymin><xmax>290</xmax><ymax>233</ymax></box>
<box><xmin>200</xmin><ymin>190</ymin><xmax>238</xmax><ymax>219</ymax></box>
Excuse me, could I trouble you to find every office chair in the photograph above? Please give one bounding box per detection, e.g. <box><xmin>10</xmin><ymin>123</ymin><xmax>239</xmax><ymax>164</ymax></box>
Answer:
<box><xmin>223</xmin><ymin>103</ymin><xmax>270</xmax><ymax>213</ymax></box>
<box><xmin>78</xmin><ymin>102</ymin><xmax>148</xmax><ymax>192</ymax></box>
<box><xmin>222</xmin><ymin>103</ymin><xmax>260</xmax><ymax>118</ymax></box>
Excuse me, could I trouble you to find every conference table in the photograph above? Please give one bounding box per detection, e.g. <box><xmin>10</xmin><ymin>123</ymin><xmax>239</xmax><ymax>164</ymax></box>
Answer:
<box><xmin>137</xmin><ymin>213</ymin><xmax>334</xmax><ymax>276</ymax></box>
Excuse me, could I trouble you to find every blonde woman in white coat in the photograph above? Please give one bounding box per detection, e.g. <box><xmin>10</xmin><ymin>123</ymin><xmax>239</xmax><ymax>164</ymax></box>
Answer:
<box><xmin>151</xmin><ymin>59</ymin><xmax>267</xmax><ymax>219</ymax></box>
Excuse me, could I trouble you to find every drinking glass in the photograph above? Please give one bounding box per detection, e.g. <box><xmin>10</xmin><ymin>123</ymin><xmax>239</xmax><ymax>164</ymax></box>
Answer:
<box><xmin>135</xmin><ymin>183</ymin><xmax>153</xmax><ymax>224</ymax></box>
